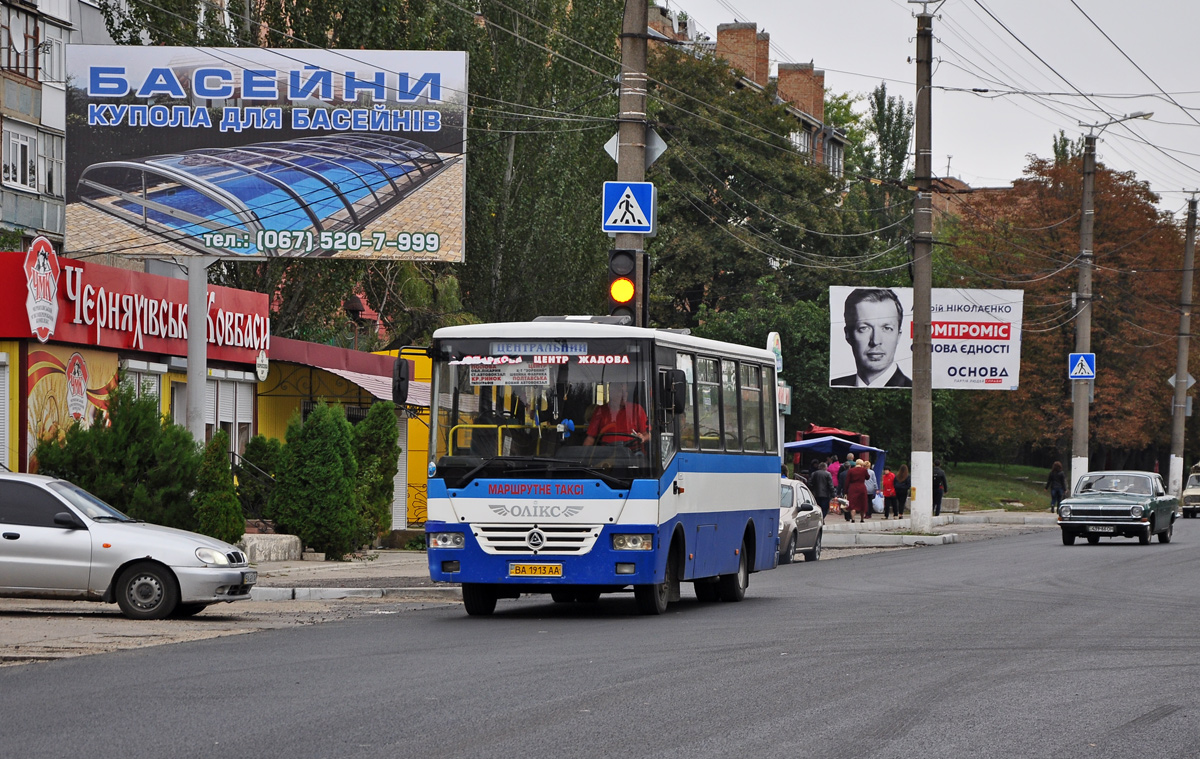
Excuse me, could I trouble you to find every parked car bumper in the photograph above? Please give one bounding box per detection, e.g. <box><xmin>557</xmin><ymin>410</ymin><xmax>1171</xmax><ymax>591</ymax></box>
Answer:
<box><xmin>174</xmin><ymin>566</ymin><xmax>257</xmax><ymax>603</ymax></box>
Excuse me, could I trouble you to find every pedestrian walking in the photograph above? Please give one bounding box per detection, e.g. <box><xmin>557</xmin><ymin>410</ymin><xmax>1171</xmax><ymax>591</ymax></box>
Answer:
<box><xmin>838</xmin><ymin>453</ymin><xmax>854</xmax><ymax>498</ymax></box>
<box><xmin>893</xmin><ymin>464</ymin><xmax>910</xmax><ymax>518</ymax></box>
<box><xmin>882</xmin><ymin>468</ymin><xmax>898</xmax><ymax>518</ymax></box>
<box><xmin>864</xmin><ymin>460</ymin><xmax>878</xmax><ymax>519</ymax></box>
<box><xmin>1045</xmin><ymin>461</ymin><xmax>1067</xmax><ymax>512</ymax></box>
<box><xmin>932</xmin><ymin>460</ymin><xmax>948</xmax><ymax>517</ymax></box>
<box><xmin>828</xmin><ymin>457</ymin><xmax>842</xmax><ymax>496</ymax></box>
<box><xmin>846</xmin><ymin>459</ymin><xmax>870</xmax><ymax>523</ymax></box>
<box><xmin>809</xmin><ymin>461</ymin><xmax>834</xmax><ymax>517</ymax></box>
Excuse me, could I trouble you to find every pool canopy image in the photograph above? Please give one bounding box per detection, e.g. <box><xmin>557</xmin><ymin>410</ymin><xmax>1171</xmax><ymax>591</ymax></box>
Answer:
<box><xmin>76</xmin><ymin>134</ymin><xmax>450</xmax><ymax>257</ymax></box>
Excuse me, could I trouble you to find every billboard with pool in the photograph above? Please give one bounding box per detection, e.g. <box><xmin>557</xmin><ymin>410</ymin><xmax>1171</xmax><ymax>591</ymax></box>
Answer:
<box><xmin>65</xmin><ymin>46</ymin><xmax>466</xmax><ymax>261</ymax></box>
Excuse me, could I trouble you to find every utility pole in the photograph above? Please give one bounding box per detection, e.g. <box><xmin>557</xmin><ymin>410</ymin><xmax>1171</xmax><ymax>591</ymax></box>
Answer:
<box><xmin>1072</xmin><ymin>112</ymin><xmax>1152</xmax><ymax>489</ymax></box>
<box><xmin>1071</xmin><ymin>133</ymin><xmax>1096</xmax><ymax>491</ymax></box>
<box><xmin>616</xmin><ymin>0</ymin><xmax>649</xmax><ymax>326</ymax></box>
<box><xmin>909</xmin><ymin>2</ymin><xmax>936</xmax><ymax>533</ymax></box>
<box><xmin>1169</xmin><ymin>198</ymin><xmax>1197</xmax><ymax>495</ymax></box>
<box><xmin>185</xmin><ymin>255</ymin><xmax>212</xmax><ymax>444</ymax></box>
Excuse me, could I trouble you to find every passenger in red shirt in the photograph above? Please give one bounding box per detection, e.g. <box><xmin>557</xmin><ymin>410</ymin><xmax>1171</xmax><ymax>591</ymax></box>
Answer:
<box><xmin>584</xmin><ymin>382</ymin><xmax>649</xmax><ymax>450</ymax></box>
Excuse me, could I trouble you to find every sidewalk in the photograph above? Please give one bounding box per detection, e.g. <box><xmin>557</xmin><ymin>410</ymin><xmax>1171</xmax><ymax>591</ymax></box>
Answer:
<box><xmin>823</xmin><ymin>509</ymin><xmax>1059</xmax><ymax>547</ymax></box>
<box><xmin>247</xmin><ymin>511</ymin><xmax>1059</xmax><ymax>601</ymax></box>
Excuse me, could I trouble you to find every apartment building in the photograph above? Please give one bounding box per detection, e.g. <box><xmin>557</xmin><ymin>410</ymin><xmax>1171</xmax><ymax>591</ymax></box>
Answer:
<box><xmin>648</xmin><ymin>7</ymin><xmax>846</xmax><ymax>178</ymax></box>
<box><xmin>0</xmin><ymin>0</ymin><xmax>112</xmax><ymax>252</ymax></box>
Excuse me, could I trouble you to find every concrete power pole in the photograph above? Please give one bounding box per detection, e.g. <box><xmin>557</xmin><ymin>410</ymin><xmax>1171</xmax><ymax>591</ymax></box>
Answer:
<box><xmin>1071</xmin><ymin>133</ymin><xmax>1097</xmax><ymax>490</ymax></box>
<box><xmin>1169</xmin><ymin>198</ymin><xmax>1197</xmax><ymax>495</ymax></box>
<box><xmin>909</xmin><ymin>6</ymin><xmax>935</xmax><ymax>533</ymax></box>
<box><xmin>616</xmin><ymin>0</ymin><xmax>649</xmax><ymax>327</ymax></box>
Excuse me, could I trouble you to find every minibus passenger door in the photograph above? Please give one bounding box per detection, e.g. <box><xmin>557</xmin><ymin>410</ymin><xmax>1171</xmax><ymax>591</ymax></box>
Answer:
<box><xmin>657</xmin><ymin>367</ymin><xmax>684</xmax><ymax>472</ymax></box>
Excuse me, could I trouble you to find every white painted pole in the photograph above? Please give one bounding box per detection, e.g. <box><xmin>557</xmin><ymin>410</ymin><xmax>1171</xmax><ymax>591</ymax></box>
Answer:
<box><xmin>185</xmin><ymin>256</ymin><xmax>211</xmax><ymax>443</ymax></box>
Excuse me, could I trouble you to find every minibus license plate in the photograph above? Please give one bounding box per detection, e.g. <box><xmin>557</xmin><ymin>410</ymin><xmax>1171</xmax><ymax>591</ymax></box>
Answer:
<box><xmin>1087</xmin><ymin>526</ymin><xmax>1114</xmax><ymax>533</ymax></box>
<box><xmin>510</xmin><ymin>563</ymin><xmax>562</xmax><ymax>577</ymax></box>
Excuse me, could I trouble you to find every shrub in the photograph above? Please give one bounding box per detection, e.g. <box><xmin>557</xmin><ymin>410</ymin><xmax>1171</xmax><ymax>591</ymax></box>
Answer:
<box><xmin>354</xmin><ymin>401</ymin><xmax>400</xmax><ymax>541</ymax></box>
<box><xmin>269</xmin><ymin>403</ymin><xmax>363</xmax><ymax>560</ymax></box>
<box><xmin>194</xmin><ymin>430</ymin><xmax>245</xmax><ymax>544</ymax></box>
<box><xmin>236</xmin><ymin>434</ymin><xmax>282</xmax><ymax>520</ymax></box>
<box><xmin>34</xmin><ymin>379</ymin><xmax>201</xmax><ymax>529</ymax></box>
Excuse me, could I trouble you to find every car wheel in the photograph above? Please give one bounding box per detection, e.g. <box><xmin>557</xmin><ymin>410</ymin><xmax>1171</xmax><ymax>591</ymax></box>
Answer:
<box><xmin>171</xmin><ymin>603</ymin><xmax>208</xmax><ymax>618</ymax></box>
<box><xmin>693</xmin><ymin>581</ymin><xmax>720</xmax><ymax>602</ymax></box>
<box><xmin>550</xmin><ymin>590</ymin><xmax>576</xmax><ymax>603</ymax></box>
<box><xmin>779</xmin><ymin>534</ymin><xmax>796</xmax><ymax>565</ymax></box>
<box><xmin>1086</xmin><ymin>535</ymin><xmax>1100</xmax><ymax>545</ymax></box>
<box><xmin>635</xmin><ymin>546</ymin><xmax>676</xmax><ymax>615</ymax></box>
<box><xmin>462</xmin><ymin>583</ymin><xmax>497</xmax><ymax>616</ymax></box>
<box><xmin>1159</xmin><ymin>520</ymin><xmax>1173</xmax><ymax>544</ymax></box>
<box><xmin>1139</xmin><ymin>524</ymin><xmax>1153</xmax><ymax>545</ymax></box>
<box><xmin>718</xmin><ymin>540</ymin><xmax>749</xmax><ymax>603</ymax></box>
<box><xmin>115</xmin><ymin>563</ymin><xmax>179</xmax><ymax>620</ymax></box>
<box><xmin>1062</xmin><ymin>531</ymin><xmax>1075</xmax><ymax>546</ymax></box>
<box><xmin>802</xmin><ymin>530</ymin><xmax>823</xmax><ymax>562</ymax></box>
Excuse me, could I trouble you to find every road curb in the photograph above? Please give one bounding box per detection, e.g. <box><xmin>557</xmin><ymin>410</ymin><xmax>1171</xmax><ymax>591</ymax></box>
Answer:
<box><xmin>250</xmin><ymin>586</ymin><xmax>461</xmax><ymax>602</ymax></box>
<box><xmin>825</xmin><ymin>532</ymin><xmax>958</xmax><ymax>547</ymax></box>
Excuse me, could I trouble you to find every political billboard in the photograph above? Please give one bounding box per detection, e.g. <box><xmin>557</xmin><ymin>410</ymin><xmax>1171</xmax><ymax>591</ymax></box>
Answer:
<box><xmin>65</xmin><ymin>46</ymin><xmax>467</xmax><ymax>261</ymax></box>
<box><xmin>829</xmin><ymin>287</ymin><xmax>1024</xmax><ymax>390</ymax></box>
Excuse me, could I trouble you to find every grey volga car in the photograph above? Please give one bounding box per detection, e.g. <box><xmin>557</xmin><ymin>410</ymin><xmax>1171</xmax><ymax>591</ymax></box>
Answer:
<box><xmin>0</xmin><ymin>473</ymin><xmax>255</xmax><ymax>619</ymax></box>
<box><xmin>1057</xmin><ymin>470</ymin><xmax>1177</xmax><ymax>546</ymax></box>
<box><xmin>779</xmin><ymin>478</ymin><xmax>823</xmax><ymax>563</ymax></box>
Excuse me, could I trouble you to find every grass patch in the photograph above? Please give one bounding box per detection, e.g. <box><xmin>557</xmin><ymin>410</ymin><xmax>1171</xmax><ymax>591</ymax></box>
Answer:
<box><xmin>944</xmin><ymin>462</ymin><xmax>1054</xmax><ymax>512</ymax></box>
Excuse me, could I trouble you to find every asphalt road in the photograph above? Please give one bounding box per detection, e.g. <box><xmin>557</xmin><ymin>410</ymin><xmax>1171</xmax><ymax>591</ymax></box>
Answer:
<box><xmin>3</xmin><ymin>521</ymin><xmax>1199</xmax><ymax>759</ymax></box>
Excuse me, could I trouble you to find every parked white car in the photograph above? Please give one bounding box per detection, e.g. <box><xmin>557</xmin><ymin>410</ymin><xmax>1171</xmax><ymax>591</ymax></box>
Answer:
<box><xmin>0</xmin><ymin>473</ymin><xmax>255</xmax><ymax>619</ymax></box>
<box><xmin>779</xmin><ymin>478</ymin><xmax>824</xmax><ymax>564</ymax></box>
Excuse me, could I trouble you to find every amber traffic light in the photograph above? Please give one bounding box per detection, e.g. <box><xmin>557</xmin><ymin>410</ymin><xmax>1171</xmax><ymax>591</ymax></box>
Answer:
<box><xmin>608</xmin><ymin>249</ymin><xmax>637</xmax><ymax>321</ymax></box>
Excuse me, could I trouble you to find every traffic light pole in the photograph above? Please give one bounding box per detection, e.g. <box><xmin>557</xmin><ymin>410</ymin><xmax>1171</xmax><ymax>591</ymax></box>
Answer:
<box><xmin>616</xmin><ymin>0</ymin><xmax>649</xmax><ymax>327</ymax></box>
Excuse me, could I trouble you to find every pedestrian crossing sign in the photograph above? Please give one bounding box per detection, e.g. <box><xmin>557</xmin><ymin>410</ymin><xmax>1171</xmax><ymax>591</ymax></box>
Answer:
<box><xmin>602</xmin><ymin>181</ymin><xmax>656</xmax><ymax>234</ymax></box>
<box><xmin>1068</xmin><ymin>352</ymin><xmax>1096</xmax><ymax>380</ymax></box>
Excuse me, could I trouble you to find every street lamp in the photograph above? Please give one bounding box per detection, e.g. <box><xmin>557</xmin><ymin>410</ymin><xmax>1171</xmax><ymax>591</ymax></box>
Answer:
<box><xmin>1080</xmin><ymin>110</ymin><xmax>1153</xmax><ymax>135</ymax></box>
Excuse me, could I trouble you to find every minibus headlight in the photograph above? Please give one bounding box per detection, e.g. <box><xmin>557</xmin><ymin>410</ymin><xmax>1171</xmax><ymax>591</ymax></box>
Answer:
<box><xmin>429</xmin><ymin>532</ymin><xmax>466</xmax><ymax>549</ymax></box>
<box><xmin>612</xmin><ymin>533</ymin><xmax>653</xmax><ymax>551</ymax></box>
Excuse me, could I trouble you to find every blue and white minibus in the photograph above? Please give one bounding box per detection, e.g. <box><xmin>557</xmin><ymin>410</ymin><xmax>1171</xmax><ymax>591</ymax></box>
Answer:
<box><xmin>425</xmin><ymin>317</ymin><xmax>783</xmax><ymax>615</ymax></box>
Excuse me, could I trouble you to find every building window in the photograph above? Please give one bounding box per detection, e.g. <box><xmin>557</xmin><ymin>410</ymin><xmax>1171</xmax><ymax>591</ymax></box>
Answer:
<box><xmin>40</xmin><ymin>26</ymin><xmax>65</xmax><ymax>84</ymax></box>
<box><xmin>3</xmin><ymin>124</ymin><xmax>37</xmax><ymax>192</ymax></box>
<box><xmin>825</xmin><ymin>141</ymin><xmax>844</xmax><ymax>178</ymax></box>
<box><xmin>38</xmin><ymin>133</ymin><xmax>64</xmax><ymax>198</ymax></box>
<box><xmin>0</xmin><ymin>6</ymin><xmax>39</xmax><ymax>79</ymax></box>
<box><xmin>789</xmin><ymin>130</ymin><xmax>811</xmax><ymax>155</ymax></box>
<box><xmin>123</xmin><ymin>371</ymin><xmax>162</xmax><ymax>401</ymax></box>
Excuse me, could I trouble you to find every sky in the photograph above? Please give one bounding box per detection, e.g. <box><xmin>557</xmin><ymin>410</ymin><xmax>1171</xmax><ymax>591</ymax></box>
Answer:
<box><xmin>664</xmin><ymin>0</ymin><xmax>1200</xmax><ymax>218</ymax></box>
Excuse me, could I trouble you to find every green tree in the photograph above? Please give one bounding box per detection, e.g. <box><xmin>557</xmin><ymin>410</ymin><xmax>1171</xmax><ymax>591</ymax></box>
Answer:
<box><xmin>236</xmin><ymin>434</ymin><xmax>283</xmax><ymax>520</ymax></box>
<box><xmin>194</xmin><ymin>430</ymin><xmax>246</xmax><ymax>544</ymax></box>
<box><xmin>269</xmin><ymin>403</ymin><xmax>363</xmax><ymax>559</ymax></box>
<box><xmin>353</xmin><ymin>401</ymin><xmax>401</xmax><ymax>542</ymax></box>
<box><xmin>646</xmin><ymin>45</ymin><xmax>865</xmax><ymax>326</ymax></box>
<box><xmin>33</xmin><ymin>379</ymin><xmax>201</xmax><ymax>529</ymax></box>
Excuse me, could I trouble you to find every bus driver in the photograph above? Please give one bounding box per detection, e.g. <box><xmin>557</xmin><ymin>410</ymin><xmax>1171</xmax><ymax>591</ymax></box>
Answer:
<box><xmin>584</xmin><ymin>382</ymin><xmax>649</xmax><ymax>450</ymax></box>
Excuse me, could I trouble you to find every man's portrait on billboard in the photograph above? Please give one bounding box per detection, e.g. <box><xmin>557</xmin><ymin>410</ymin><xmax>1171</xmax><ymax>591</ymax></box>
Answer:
<box><xmin>831</xmin><ymin>287</ymin><xmax>912</xmax><ymax>388</ymax></box>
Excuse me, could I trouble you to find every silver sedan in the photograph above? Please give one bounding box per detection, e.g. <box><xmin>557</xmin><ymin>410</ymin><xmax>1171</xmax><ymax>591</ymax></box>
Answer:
<box><xmin>779</xmin><ymin>478</ymin><xmax>824</xmax><ymax>564</ymax></box>
<box><xmin>0</xmin><ymin>473</ymin><xmax>255</xmax><ymax>619</ymax></box>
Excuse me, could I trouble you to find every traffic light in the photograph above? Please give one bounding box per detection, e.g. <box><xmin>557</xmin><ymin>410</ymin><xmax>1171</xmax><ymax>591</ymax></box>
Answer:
<box><xmin>608</xmin><ymin>248</ymin><xmax>637</xmax><ymax>322</ymax></box>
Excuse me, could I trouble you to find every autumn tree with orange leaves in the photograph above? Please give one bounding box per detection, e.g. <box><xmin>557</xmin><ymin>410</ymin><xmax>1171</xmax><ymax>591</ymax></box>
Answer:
<box><xmin>943</xmin><ymin>152</ymin><xmax>1194</xmax><ymax>469</ymax></box>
